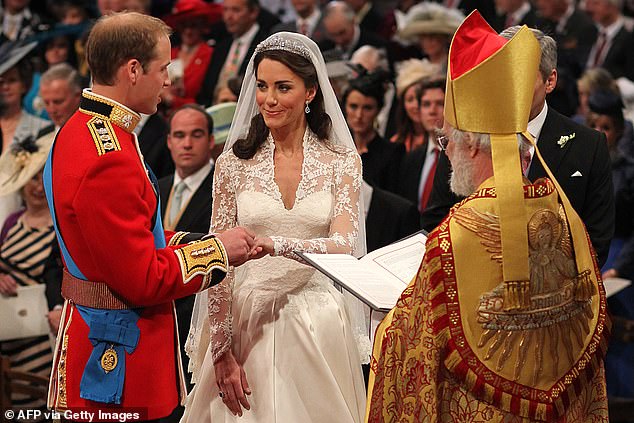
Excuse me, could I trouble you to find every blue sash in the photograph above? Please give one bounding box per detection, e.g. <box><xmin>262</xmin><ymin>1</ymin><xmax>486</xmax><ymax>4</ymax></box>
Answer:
<box><xmin>43</xmin><ymin>144</ymin><xmax>166</xmax><ymax>404</ymax></box>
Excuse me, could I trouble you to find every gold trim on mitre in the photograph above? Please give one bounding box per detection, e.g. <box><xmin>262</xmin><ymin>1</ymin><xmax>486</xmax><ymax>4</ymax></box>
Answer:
<box><xmin>444</xmin><ymin>12</ymin><xmax>540</xmax><ymax>304</ymax></box>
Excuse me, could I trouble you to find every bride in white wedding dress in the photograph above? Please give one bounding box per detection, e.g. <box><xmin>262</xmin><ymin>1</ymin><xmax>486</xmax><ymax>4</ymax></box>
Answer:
<box><xmin>181</xmin><ymin>33</ymin><xmax>368</xmax><ymax>422</ymax></box>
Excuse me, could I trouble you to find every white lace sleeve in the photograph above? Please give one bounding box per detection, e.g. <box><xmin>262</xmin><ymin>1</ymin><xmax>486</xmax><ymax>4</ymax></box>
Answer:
<box><xmin>271</xmin><ymin>150</ymin><xmax>362</xmax><ymax>259</ymax></box>
<box><xmin>207</xmin><ymin>153</ymin><xmax>236</xmax><ymax>363</ymax></box>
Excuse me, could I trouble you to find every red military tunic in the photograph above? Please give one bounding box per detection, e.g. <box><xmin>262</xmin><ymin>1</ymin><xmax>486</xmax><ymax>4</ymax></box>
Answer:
<box><xmin>46</xmin><ymin>90</ymin><xmax>227</xmax><ymax>419</ymax></box>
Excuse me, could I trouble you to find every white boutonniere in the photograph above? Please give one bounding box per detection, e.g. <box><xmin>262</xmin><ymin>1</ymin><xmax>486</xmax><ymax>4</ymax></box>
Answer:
<box><xmin>557</xmin><ymin>132</ymin><xmax>575</xmax><ymax>148</ymax></box>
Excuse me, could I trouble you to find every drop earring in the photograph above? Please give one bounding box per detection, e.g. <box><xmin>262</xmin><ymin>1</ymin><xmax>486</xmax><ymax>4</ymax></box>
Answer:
<box><xmin>305</xmin><ymin>102</ymin><xmax>311</xmax><ymax>114</ymax></box>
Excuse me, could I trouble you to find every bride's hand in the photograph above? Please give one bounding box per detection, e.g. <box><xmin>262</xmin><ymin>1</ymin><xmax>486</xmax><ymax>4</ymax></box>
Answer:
<box><xmin>250</xmin><ymin>237</ymin><xmax>274</xmax><ymax>259</ymax></box>
<box><xmin>214</xmin><ymin>350</ymin><xmax>251</xmax><ymax>416</ymax></box>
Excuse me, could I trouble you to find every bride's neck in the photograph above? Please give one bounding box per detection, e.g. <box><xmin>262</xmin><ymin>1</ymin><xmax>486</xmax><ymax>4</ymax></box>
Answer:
<box><xmin>270</xmin><ymin>121</ymin><xmax>307</xmax><ymax>155</ymax></box>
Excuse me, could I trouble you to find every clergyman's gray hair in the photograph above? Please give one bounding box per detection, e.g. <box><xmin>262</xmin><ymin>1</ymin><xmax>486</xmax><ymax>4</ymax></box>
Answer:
<box><xmin>449</xmin><ymin>126</ymin><xmax>531</xmax><ymax>157</ymax></box>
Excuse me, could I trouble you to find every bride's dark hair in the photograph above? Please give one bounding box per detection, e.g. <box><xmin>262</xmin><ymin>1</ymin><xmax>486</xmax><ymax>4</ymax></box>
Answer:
<box><xmin>232</xmin><ymin>49</ymin><xmax>332</xmax><ymax>159</ymax></box>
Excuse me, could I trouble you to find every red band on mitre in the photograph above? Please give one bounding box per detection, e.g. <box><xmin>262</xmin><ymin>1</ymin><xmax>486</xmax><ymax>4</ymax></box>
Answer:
<box><xmin>450</xmin><ymin>11</ymin><xmax>508</xmax><ymax>80</ymax></box>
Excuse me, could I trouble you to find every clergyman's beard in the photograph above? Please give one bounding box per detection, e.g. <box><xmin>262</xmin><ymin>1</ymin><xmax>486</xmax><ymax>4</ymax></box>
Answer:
<box><xmin>449</xmin><ymin>149</ymin><xmax>477</xmax><ymax>197</ymax></box>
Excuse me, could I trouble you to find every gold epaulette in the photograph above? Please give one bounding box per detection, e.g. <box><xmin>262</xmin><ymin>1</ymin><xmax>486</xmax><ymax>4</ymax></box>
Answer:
<box><xmin>86</xmin><ymin>116</ymin><xmax>120</xmax><ymax>156</ymax></box>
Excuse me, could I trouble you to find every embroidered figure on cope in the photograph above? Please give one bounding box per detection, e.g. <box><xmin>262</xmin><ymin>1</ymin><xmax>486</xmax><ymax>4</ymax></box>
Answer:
<box><xmin>455</xmin><ymin>206</ymin><xmax>595</xmax><ymax>383</ymax></box>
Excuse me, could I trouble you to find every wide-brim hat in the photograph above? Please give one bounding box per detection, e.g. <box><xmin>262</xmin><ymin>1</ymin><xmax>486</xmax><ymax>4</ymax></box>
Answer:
<box><xmin>0</xmin><ymin>130</ymin><xmax>55</xmax><ymax>196</ymax></box>
<box><xmin>206</xmin><ymin>102</ymin><xmax>237</xmax><ymax>146</ymax></box>
<box><xmin>163</xmin><ymin>0</ymin><xmax>223</xmax><ymax>29</ymax></box>
<box><xmin>0</xmin><ymin>40</ymin><xmax>37</xmax><ymax>76</ymax></box>
<box><xmin>395</xmin><ymin>58</ymin><xmax>442</xmax><ymax>96</ymax></box>
<box><xmin>398</xmin><ymin>3</ymin><xmax>464</xmax><ymax>41</ymax></box>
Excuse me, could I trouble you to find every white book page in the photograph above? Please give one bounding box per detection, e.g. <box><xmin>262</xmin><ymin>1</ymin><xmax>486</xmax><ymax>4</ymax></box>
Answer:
<box><xmin>603</xmin><ymin>277</ymin><xmax>631</xmax><ymax>298</ymax></box>
<box><xmin>362</xmin><ymin>232</ymin><xmax>427</xmax><ymax>284</ymax></box>
<box><xmin>301</xmin><ymin>232</ymin><xmax>428</xmax><ymax>310</ymax></box>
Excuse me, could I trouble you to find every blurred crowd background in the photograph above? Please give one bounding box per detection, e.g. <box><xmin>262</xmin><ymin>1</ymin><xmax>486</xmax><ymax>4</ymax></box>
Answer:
<box><xmin>0</xmin><ymin>0</ymin><xmax>633</xmax><ymax>421</ymax></box>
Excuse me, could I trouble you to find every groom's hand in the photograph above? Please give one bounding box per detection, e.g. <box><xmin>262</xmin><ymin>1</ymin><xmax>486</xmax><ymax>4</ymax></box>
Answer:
<box><xmin>216</xmin><ymin>227</ymin><xmax>258</xmax><ymax>267</ymax></box>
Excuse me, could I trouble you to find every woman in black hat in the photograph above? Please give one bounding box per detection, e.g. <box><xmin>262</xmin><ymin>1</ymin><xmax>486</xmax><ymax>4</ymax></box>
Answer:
<box><xmin>0</xmin><ymin>41</ymin><xmax>51</xmax><ymax>227</ymax></box>
<box><xmin>0</xmin><ymin>42</ymin><xmax>51</xmax><ymax>154</ymax></box>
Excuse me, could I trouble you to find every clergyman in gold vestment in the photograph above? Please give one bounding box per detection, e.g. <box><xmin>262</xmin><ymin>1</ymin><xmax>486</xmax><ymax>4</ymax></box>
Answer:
<box><xmin>366</xmin><ymin>11</ymin><xmax>610</xmax><ymax>423</ymax></box>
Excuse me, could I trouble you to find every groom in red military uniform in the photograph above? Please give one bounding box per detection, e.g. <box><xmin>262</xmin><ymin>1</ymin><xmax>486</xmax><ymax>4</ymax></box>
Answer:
<box><xmin>43</xmin><ymin>12</ymin><xmax>259</xmax><ymax>421</ymax></box>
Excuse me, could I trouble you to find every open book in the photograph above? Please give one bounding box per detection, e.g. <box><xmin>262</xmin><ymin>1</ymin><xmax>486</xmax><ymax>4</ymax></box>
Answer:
<box><xmin>297</xmin><ymin>232</ymin><xmax>428</xmax><ymax>312</ymax></box>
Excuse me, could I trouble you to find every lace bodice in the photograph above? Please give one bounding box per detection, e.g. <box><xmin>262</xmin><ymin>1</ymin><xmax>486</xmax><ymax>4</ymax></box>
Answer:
<box><xmin>207</xmin><ymin>129</ymin><xmax>362</xmax><ymax>362</ymax></box>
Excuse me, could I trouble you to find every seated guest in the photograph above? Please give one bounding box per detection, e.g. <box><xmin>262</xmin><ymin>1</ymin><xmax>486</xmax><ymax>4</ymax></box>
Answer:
<box><xmin>362</xmin><ymin>180</ymin><xmax>420</xmax><ymax>253</ymax></box>
<box><xmin>584</xmin><ymin>0</ymin><xmax>633</xmax><ymax>79</ymax></box>
<box><xmin>343</xmin><ymin>70</ymin><xmax>405</xmax><ymax>193</ymax></box>
<box><xmin>0</xmin><ymin>131</ymin><xmax>62</xmax><ymax>413</ymax></box>
<box><xmin>349</xmin><ymin>45</ymin><xmax>394</xmax><ymax>138</ymax></box>
<box><xmin>574</xmin><ymin>67</ymin><xmax>620</xmax><ymax>124</ymax></box>
<box><xmin>0</xmin><ymin>41</ymin><xmax>51</xmax><ymax>228</ymax></box>
<box><xmin>161</xmin><ymin>0</ymin><xmax>221</xmax><ymax>113</ymax></box>
<box><xmin>270</xmin><ymin>0</ymin><xmax>328</xmax><ymax>43</ymax></box>
<box><xmin>391</xmin><ymin>59</ymin><xmax>441</xmax><ymax>152</ymax></box>
<box><xmin>38</xmin><ymin>63</ymin><xmax>82</xmax><ymax>133</ymax></box>
<box><xmin>344</xmin><ymin>0</ymin><xmax>396</xmax><ymax>40</ymax></box>
<box><xmin>196</xmin><ymin>0</ymin><xmax>269</xmax><ymax>107</ymax></box>
<box><xmin>398</xmin><ymin>78</ymin><xmax>446</xmax><ymax>213</ymax></box>
<box><xmin>134</xmin><ymin>112</ymin><xmax>174</xmax><ymax>180</ymax></box>
<box><xmin>397</xmin><ymin>3</ymin><xmax>463</xmax><ymax>73</ymax></box>
<box><xmin>586</xmin><ymin>88</ymin><xmax>634</xmax><ymax>415</ymax></box>
<box><xmin>158</xmin><ymin>104</ymin><xmax>215</xmax><ymax>423</ymax></box>
<box><xmin>320</xmin><ymin>1</ymin><xmax>387</xmax><ymax>61</ymax></box>
<box><xmin>491</xmin><ymin>0</ymin><xmax>539</xmax><ymax>32</ymax></box>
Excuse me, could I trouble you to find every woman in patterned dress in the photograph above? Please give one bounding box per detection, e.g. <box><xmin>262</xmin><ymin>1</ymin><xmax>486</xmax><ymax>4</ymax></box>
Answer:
<box><xmin>0</xmin><ymin>131</ymin><xmax>62</xmax><ymax>413</ymax></box>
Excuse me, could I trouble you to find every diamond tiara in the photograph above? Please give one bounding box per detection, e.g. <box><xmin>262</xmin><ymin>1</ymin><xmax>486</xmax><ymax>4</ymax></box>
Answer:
<box><xmin>254</xmin><ymin>35</ymin><xmax>311</xmax><ymax>60</ymax></box>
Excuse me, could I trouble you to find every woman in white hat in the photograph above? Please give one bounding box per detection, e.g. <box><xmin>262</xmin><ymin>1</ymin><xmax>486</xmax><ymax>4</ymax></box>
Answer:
<box><xmin>0</xmin><ymin>131</ymin><xmax>62</xmax><ymax>413</ymax></box>
<box><xmin>390</xmin><ymin>58</ymin><xmax>441</xmax><ymax>152</ymax></box>
<box><xmin>397</xmin><ymin>3</ymin><xmax>464</xmax><ymax>71</ymax></box>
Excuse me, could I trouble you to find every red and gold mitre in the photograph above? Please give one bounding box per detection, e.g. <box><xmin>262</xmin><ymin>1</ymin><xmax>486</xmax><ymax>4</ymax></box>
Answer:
<box><xmin>439</xmin><ymin>11</ymin><xmax>609</xmax><ymax>420</ymax></box>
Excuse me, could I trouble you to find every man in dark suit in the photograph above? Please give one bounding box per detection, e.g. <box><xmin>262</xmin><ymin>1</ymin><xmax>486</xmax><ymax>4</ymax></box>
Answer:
<box><xmin>491</xmin><ymin>0</ymin><xmax>539</xmax><ymax>32</ymax></box>
<box><xmin>398</xmin><ymin>79</ymin><xmax>445</xmax><ymax>213</ymax></box>
<box><xmin>196</xmin><ymin>0</ymin><xmax>269</xmax><ymax>107</ymax></box>
<box><xmin>270</xmin><ymin>0</ymin><xmax>328</xmax><ymax>43</ymax></box>
<box><xmin>319</xmin><ymin>1</ymin><xmax>387</xmax><ymax>62</ymax></box>
<box><xmin>363</xmin><ymin>180</ymin><xmax>421</xmax><ymax>252</ymax></box>
<box><xmin>422</xmin><ymin>26</ymin><xmax>614</xmax><ymax>267</ymax></box>
<box><xmin>136</xmin><ymin>113</ymin><xmax>174</xmax><ymax>179</ymax></box>
<box><xmin>584</xmin><ymin>0</ymin><xmax>634</xmax><ymax>79</ymax></box>
<box><xmin>158</xmin><ymin>104</ymin><xmax>215</xmax><ymax>422</ymax></box>
<box><xmin>535</xmin><ymin>0</ymin><xmax>598</xmax><ymax>115</ymax></box>
<box><xmin>535</xmin><ymin>0</ymin><xmax>598</xmax><ymax>73</ymax></box>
